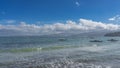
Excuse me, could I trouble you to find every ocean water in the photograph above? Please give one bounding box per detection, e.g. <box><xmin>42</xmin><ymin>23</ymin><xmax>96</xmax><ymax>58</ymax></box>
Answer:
<box><xmin>0</xmin><ymin>36</ymin><xmax>120</xmax><ymax>68</ymax></box>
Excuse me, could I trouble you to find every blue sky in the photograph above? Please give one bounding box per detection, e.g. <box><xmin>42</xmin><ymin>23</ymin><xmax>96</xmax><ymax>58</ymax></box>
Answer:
<box><xmin>0</xmin><ymin>0</ymin><xmax>120</xmax><ymax>36</ymax></box>
<box><xmin>0</xmin><ymin>0</ymin><xmax>120</xmax><ymax>24</ymax></box>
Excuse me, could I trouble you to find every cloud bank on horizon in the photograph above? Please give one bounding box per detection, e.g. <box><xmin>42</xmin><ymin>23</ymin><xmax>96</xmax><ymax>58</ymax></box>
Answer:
<box><xmin>0</xmin><ymin>18</ymin><xmax>120</xmax><ymax>36</ymax></box>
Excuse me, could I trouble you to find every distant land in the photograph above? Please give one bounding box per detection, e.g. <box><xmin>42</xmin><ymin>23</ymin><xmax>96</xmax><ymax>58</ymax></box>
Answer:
<box><xmin>104</xmin><ymin>31</ymin><xmax>120</xmax><ymax>37</ymax></box>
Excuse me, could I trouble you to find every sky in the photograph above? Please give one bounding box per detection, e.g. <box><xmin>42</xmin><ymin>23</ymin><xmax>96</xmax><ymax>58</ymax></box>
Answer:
<box><xmin>0</xmin><ymin>0</ymin><xmax>120</xmax><ymax>36</ymax></box>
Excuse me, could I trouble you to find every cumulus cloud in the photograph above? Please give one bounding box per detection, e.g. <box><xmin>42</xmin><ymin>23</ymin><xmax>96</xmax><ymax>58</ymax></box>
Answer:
<box><xmin>0</xmin><ymin>18</ymin><xmax>120</xmax><ymax>36</ymax></box>
<box><xmin>80</xmin><ymin>19</ymin><xmax>119</xmax><ymax>30</ymax></box>
<box><xmin>108</xmin><ymin>15</ymin><xmax>120</xmax><ymax>22</ymax></box>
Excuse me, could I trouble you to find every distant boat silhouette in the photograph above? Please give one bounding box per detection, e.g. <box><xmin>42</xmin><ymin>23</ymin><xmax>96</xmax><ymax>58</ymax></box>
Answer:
<box><xmin>58</xmin><ymin>38</ymin><xmax>67</xmax><ymax>41</ymax></box>
<box><xmin>107</xmin><ymin>39</ymin><xmax>118</xmax><ymax>42</ymax></box>
<box><xmin>90</xmin><ymin>40</ymin><xmax>103</xmax><ymax>42</ymax></box>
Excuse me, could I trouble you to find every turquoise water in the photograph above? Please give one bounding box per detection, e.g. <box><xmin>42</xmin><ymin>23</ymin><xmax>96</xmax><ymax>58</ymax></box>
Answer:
<box><xmin>0</xmin><ymin>36</ymin><xmax>120</xmax><ymax>68</ymax></box>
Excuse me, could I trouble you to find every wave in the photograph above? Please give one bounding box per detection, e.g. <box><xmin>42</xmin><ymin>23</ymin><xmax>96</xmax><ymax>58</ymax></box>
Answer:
<box><xmin>0</xmin><ymin>43</ymin><xmax>117</xmax><ymax>53</ymax></box>
<box><xmin>0</xmin><ymin>45</ymin><xmax>79</xmax><ymax>53</ymax></box>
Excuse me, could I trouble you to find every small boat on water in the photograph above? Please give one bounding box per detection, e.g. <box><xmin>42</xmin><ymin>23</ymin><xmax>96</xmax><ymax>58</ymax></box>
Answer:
<box><xmin>90</xmin><ymin>40</ymin><xmax>103</xmax><ymax>42</ymax></box>
<box><xmin>107</xmin><ymin>39</ymin><xmax>118</xmax><ymax>42</ymax></box>
<box><xmin>58</xmin><ymin>38</ymin><xmax>67</xmax><ymax>41</ymax></box>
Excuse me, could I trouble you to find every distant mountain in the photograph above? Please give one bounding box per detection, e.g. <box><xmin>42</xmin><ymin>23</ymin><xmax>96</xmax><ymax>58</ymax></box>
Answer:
<box><xmin>104</xmin><ymin>31</ymin><xmax>120</xmax><ymax>37</ymax></box>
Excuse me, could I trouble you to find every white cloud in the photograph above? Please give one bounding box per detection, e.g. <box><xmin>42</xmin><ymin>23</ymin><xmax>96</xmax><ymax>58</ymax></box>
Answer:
<box><xmin>108</xmin><ymin>17</ymin><xmax>115</xmax><ymax>21</ymax></box>
<box><xmin>75</xmin><ymin>1</ymin><xmax>80</xmax><ymax>7</ymax></box>
<box><xmin>0</xmin><ymin>18</ymin><xmax>120</xmax><ymax>36</ymax></box>
<box><xmin>108</xmin><ymin>15</ymin><xmax>120</xmax><ymax>22</ymax></box>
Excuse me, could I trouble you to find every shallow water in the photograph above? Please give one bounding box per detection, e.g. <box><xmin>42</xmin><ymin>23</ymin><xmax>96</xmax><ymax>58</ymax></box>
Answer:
<box><xmin>0</xmin><ymin>36</ymin><xmax>120</xmax><ymax>68</ymax></box>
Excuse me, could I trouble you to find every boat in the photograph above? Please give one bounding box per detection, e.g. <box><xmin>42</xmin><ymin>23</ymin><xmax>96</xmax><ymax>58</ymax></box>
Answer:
<box><xmin>90</xmin><ymin>40</ymin><xmax>103</xmax><ymax>42</ymax></box>
<box><xmin>107</xmin><ymin>39</ymin><xmax>118</xmax><ymax>42</ymax></box>
<box><xmin>58</xmin><ymin>38</ymin><xmax>67</xmax><ymax>41</ymax></box>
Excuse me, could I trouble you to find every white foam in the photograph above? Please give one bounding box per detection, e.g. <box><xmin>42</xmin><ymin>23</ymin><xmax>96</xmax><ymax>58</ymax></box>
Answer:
<box><xmin>79</xmin><ymin>44</ymin><xmax>107</xmax><ymax>52</ymax></box>
<box><xmin>37</xmin><ymin>47</ymin><xmax>42</xmax><ymax>51</ymax></box>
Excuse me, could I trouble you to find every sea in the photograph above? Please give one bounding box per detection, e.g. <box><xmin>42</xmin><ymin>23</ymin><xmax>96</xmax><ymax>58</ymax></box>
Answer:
<box><xmin>0</xmin><ymin>35</ymin><xmax>120</xmax><ymax>68</ymax></box>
